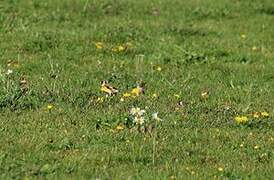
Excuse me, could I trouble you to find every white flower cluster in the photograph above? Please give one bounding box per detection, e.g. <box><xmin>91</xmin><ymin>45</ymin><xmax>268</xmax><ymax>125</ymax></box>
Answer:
<box><xmin>130</xmin><ymin>107</ymin><xmax>162</xmax><ymax>126</ymax></box>
<box><xmin>130</xmin><ymin>107</ymin><xmax>146</xmax><ymax>125</ymax></box>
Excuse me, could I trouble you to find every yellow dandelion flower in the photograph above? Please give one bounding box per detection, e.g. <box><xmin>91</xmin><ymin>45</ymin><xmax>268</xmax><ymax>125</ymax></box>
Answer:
<box><xmin>261</xmin><ymin>111</ymin><xmax>269</xmax><ymax>118</ymax></box>
<box><xmin>120</xmin><ymin>92</ymin><xmax>131</xmax><ymax>101</ymax></box>
<box><xmin>152</xmin><ymin>93</ymin><xmax>158</xmax><ymax>98</ymax></box>
<box><xmin>123</xmin><ymin>92</ymin><xmax>131</xmax><ymax>98</ymax></box>
<box><xmin>117</xmin><ymin>45</ymin><xmax>125</xmax><ymax>52</ymax></box>
<box><xmin>112</xmin><ymin>45</ymin><xmax>125</xmax><ymax>52</ymax></box>
<box><xmin>47</xmin><ymin>104</ymin><xmax>53</xmax><ymax>110</ymax></box>
<box><xmin>218</xmin><ymin>167</ymin><xmax>224</xmax><ymax>172</ymax></box>
<box><xmin>241</xmin><ymin>34</ymin><xmax>247</xmax><ymax>39</ymax></box>
<box><xmin>95</xmin><ymin>42</ymin><xmax>104</xmax><ymax>49</ymax></box>
<box><xmin>252</xmin><ymin>112</ymin><xmax>260</xmax><ymax>118</ymax></box>
<box><xmin>156</xmin><ymin>66</ymin><xmax>162</xmax><ymax>71</ymax></box>
<box><xmin>116</xmin><ymin>125</ymin><xmax>125</xmax><ymax>131</ymax></box>
<box><xmin>234</xmin><ymin>116</ymin><xmax>248</xmax><ymax>124</ymax></box>
<box><xmin>254</xmin><ymin>145</ymin><xmax>259</xmax><ymax>149</ymax></box>
<box><xmin>96</xmin><ymin>97</ymin><xmax>104</xmax><ymax>103</ymax></box>
<box><xmin>131</xmin><ymin>86</ymin><xmax>143</xmax><ymax>97</ymax></box>
<box><xmin>201</xmin><ymin>91</ymin><xmax>209</xmax><ymax>98</ymax></box>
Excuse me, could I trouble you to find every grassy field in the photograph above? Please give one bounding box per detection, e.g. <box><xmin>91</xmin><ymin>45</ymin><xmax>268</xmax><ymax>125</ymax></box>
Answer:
<box><xmin>0</xmin><ymin>0</ymin><xmax>274</xmax><ymax>179</ymax></box>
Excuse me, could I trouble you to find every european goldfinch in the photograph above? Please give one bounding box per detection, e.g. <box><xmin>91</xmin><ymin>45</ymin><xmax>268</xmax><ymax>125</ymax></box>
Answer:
<box><xmin>100</xmin><ymin>80</ymin><xmax>118</xmax><ymax>96</ymax></box>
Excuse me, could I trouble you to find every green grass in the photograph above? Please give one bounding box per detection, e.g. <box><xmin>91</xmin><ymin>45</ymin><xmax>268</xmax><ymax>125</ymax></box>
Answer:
<box><xmin>0</xmin><ymin>0</ymin><xmax>274</xmax><ymax>179</ymax></box>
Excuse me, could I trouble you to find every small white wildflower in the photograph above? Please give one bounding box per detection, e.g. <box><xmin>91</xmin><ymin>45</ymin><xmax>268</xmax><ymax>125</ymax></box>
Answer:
<box><xmin>138</xmin><ymin>109</ymin><xmax>146</xmax><ymax>116</ymax></box>
<box><xmin>130</xmin><ymin>107</ymin><xmax>139</xmax><ymax>115</ymax></box>
<box><xmin>152</xmin><ymin>112</ymin><xmax>162</xmax><ymax>121</ymax></box>
<box><xmin>6</xmin><ymin>69</ymin><xmax>13</xmax><ymax>75</ymax></box>
<box><xmin>152</xmin><ymin>112</ymin><xmax>158</xmax><ymax>119</ymax></box>
<box><xmin>130</xmin><ymin>107</ymin><xmax>145</xmax><ymax>116</ymax></box>
<box><xmin>133</xmin><ymin>116</ymin><xmax>145</xmax><ymax>125</ymax></box>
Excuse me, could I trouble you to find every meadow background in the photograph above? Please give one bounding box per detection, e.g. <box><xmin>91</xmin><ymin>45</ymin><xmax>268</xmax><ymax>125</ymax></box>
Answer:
<box><xmin>0</xmin><ymin>0</ymin><xmax>274</xmax><ymax>179</ymax></box>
